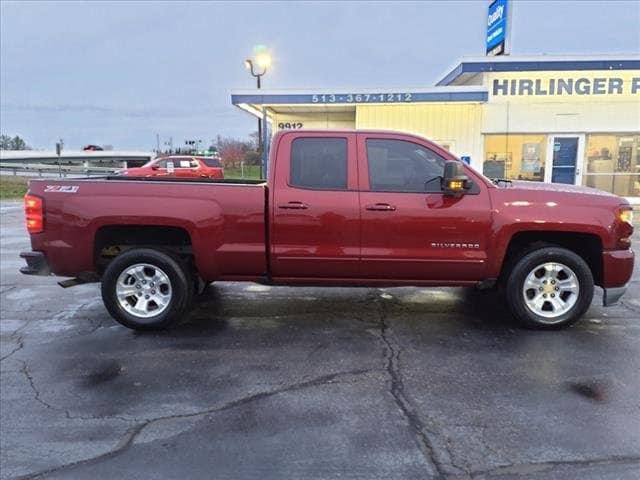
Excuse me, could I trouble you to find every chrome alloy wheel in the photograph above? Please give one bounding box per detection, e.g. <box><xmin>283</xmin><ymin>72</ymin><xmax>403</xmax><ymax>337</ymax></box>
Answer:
<box><xmin>522</xmin><ymin>262</ymin><xmax>580</xmax><ymax>322</ymax></box>
<box><xmin>116</xmin><ymin>263</ymin><xmax>172</xmax><ymax>319</ymax></box>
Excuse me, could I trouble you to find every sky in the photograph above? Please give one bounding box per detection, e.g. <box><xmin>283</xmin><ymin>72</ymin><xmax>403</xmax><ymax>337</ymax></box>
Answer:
<box><xmin>1</xmin><ymin>0</ymin><xmax>639</xmax><ymax>151</ymax></box>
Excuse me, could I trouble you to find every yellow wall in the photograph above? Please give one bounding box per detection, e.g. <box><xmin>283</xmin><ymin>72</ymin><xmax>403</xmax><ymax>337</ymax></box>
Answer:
<box><xmin>482</xmin><ymin>70</ymin><xmax>640</xmax><ymax>134</ymax></box>
<box><xmin>355</xmin><ymin>103</ymin><xmax>484</xmax><ymax>169</ymax></box>
<box><xmin>272</xmin><ymin>111</ymin><xmax>355</xmax><ymax>132</ymax></box>
<box><xmin>269</xmin><ymin>103</ymin><xmax>485</xmax><ymax>169</ymax></box>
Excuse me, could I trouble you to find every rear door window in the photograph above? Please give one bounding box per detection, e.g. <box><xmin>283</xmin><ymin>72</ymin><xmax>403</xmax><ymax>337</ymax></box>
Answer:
<box><xmin>290</xmin><ymin>138</ymin><xmax>347</xmax><ymax>190</ymax></box>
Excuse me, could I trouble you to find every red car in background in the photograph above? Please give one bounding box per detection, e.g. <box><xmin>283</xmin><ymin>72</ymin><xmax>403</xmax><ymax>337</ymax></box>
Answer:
<box><xmin>118</xmin><ymin>156</ymin><xmax>224</xmax><ymax>179</ymax></box>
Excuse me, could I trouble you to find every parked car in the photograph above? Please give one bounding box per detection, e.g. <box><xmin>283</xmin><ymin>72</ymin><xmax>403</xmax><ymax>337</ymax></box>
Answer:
<box><xmin>82</xmin><ymin>144</ymin><xmax>104</xmax><ymax>151</ymax></box>
<box><xmin>20</xmin><ymin>130</ymin><xmax>634</xmax><ymax>331</ymax></box>
<box><xmin>118</xmin><ymin>155</ymin><xmax>224</xmax><ymax>179</ymax></box>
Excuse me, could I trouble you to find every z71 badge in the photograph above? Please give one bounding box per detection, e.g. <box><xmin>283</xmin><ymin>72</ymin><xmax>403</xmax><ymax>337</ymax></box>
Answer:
<box><xmin>44</xmin><ymin>185</ymin><xmax>79</xmax><ymax>193</ymax></box>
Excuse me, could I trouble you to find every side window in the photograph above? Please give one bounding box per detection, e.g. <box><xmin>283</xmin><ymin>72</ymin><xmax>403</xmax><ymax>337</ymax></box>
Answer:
<box><xmin>366</xmin><ymin>139</ymin><xmax>447</xmax><ymax>192</ymax></box>
<box><xmin>155</xmin><ymin>159</ymin><xmax>167</xmax><ymax>168</ymax></box>
<box><xmin>290</xmin><ymin>138</ymin><xmax>348</xmax><ymax>190</ymax></box>
<box><xmin>202</xmin><ymin>157</ymin><xmax>222</xmax><ymax>167</ymax></box>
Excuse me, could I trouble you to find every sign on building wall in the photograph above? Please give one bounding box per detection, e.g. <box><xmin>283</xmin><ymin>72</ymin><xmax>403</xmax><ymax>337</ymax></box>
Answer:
<box><xmin>486</xmin><ymin>0</ymin><xmax>510</xmax><ymax>56</ymax></box>
<box><xmin>488</xmin><ymin>72</ymin><xmax>640</xmax><ymax>100</ymax></box>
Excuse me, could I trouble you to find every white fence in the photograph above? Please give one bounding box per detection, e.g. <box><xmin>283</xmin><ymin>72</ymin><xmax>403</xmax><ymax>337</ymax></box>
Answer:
<box><xmin>0</xmin><ymin>162</ymin><xmax>117</xmax><ymax>178</ymax></box>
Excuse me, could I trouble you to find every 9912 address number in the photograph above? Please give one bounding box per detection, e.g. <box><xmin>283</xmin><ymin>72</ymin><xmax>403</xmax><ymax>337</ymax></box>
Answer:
<box><xmin>278</xmin><ymin>122</ymin><xmax>303</xmax><ymax>129</ymax></box>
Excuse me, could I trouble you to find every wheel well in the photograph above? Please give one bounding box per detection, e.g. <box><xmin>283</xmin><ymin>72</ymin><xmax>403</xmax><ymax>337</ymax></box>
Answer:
<box><xmin>501</xmin><ymin>231</ymin><xmax>603</xmax><ymax>285</ymax></box>
<box><xmin>94</xmin><ymin>225</ymin><xmax>193</xmax><ymax>274</ymax></box>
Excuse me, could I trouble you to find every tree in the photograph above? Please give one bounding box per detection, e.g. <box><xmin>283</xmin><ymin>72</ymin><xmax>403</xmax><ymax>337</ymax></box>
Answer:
<box><xmin>248</xmin><ymin>131</ymin><xmax>260</xmax><ymax>151</ymax></box>
<box><xmin>11</xmin><ymin>136</ymin><xmax>28</xmax><ymax>150</ymax></box>
<box><xmin>216</xmin><ymin>136</ymin><xmax>247</xmax><ymax>168</ymax></box>
<box><xmin>243</xmin><ymin>150</ymin><xmax>261</xmax><ymax>166</ymax></box>
<box><xmin>0</xmin><ymin>134</ymin><xmax>31</xmax><ymax>150</ymax></box>
<box><xmin>0</xmin><ymin>135</ymin><xmax>11</xmax><ymax>150</ymax></box>
<box><xmin>215</xmin><ymin>134</ymin><xmax>261</xmax><ymax>168</ymax></box>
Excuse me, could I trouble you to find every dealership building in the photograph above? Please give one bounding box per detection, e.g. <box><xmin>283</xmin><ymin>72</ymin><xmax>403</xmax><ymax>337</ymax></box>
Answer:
<box><xmin>232</xmin><ymin>54</ymin><xmax>640</xmax><ymax>200</ymax></box>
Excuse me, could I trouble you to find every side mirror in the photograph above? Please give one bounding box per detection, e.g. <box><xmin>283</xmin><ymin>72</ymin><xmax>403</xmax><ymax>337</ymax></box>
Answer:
<box><xmin>151</xmin><ymin>164</ymin><xmax>160</xmax><ymax>170</ymax></box>
<box><xmin>442</xmin><ymin>161</ymin><xmax>470</xmax><ymax>197</ymax></box>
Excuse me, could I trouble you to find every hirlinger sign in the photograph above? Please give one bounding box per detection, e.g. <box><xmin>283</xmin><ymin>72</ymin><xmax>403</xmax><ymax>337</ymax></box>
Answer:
<box><xmin>486</xmin><ymin>0</ymin><xmax>509</xmax><ymax>56</ymax></box>
<box><xmin>492</xmin><ymin>76</ymin><xmax>640</xmax><ymax>96</ymax></box>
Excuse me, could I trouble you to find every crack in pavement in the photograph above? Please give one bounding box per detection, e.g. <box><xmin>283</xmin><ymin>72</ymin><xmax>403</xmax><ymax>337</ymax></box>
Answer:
<box><xmin>18</xmin><ymin>360</ymin><xmax>135</xmax><ymax>424</ymax></box>
<box><xmin>0</xmin><ymin>285</ymin><xmax>18</xmax><ymax>295</ymax></box>
<box><xmin>0</xmin><ymin>335</ymin><xmax>24</xmax><ymax>362</ymax></box>
<box><xmin>620</xmin><ymin>299</ymin><xmax>640</xmax><ymax>315</ymax></box>
<box><xmin>369</xmin><ymin>289</ymin><xmax>467</xmax><ymax>479</ymax></box>
<box><xmin>20</xmin><ymin>360</ymin><xmax>59</xmax><ymax>413</ymax></box>
<box><xmin>464</xmin><ymin>455</ymin><xmax>640</xmax><ymax>479</ymax></box>
<box><xmin>15</xmin><ymin>367</ymin><xmax>377</xmax><ymax>480</ymax></box>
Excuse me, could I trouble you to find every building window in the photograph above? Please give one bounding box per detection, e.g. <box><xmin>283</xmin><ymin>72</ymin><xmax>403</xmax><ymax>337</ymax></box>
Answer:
<box><xmin>583</xmin><ymin>134</ymin><xmax>639</xmax><ymax>197</ymax></box>
<box><xmin>483</xmin><ymin>134</ymin><xmax>547</xmax><ymax>181</ymax></box>
<box><xmin>290</xmin><ymin>138</ymin><xmax>348</xmax><ymax>190</ymax></box>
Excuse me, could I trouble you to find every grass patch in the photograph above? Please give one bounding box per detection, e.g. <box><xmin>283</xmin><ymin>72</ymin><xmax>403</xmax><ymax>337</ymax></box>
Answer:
<box><xmin>0</xmin><ymin>175</ymin><xmax>29</xmax><ymax>199</ymax></box>
<box><xmin>224</xmin><ymin>165</ymin><xmax>262</xmax><ymax>179</ymax></box>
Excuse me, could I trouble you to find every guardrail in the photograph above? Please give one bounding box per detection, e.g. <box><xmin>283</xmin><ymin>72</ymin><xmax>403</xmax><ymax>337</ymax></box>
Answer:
<box><xmin>0</xmin><ymin>162</ymin><xmax>117</xmax><ymax>177</ymax></box>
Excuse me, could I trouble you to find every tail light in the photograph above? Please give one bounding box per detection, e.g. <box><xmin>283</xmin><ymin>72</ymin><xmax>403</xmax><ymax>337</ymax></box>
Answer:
<box><xmin>24</xmin><ymin>194</ymin><xmax>44</xmax><ymax>234</ymax></box>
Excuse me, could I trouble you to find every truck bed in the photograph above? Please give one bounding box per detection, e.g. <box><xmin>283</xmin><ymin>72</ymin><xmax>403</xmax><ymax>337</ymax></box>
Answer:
<box><xmin>26</xmin><ymin>176</ymin><xmax>268</xmax><ymax>280</ymax></box>
<box><xmin>105</xmin><ymin>175</ymin><xmax>266</xmax><ymax>185</ymax></box>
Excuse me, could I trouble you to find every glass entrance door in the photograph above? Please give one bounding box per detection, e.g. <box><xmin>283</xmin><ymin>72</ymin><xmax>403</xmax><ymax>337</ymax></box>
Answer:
<box><xmin>546</xmin><ymin>135</ymin><xmax>585</xmax><ymax>185</ymax></box>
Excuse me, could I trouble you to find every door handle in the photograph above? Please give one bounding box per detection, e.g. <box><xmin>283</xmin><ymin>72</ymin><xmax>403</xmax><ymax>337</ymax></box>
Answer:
<box><xmin>365</xmin><ymin>203</ymin><xmax>396</xmax><ymax>211</ymax></box>
<box><xmin>278</xmin><ymin>201</ymin><xmax>309</xmax><ymax>210</ymax></box>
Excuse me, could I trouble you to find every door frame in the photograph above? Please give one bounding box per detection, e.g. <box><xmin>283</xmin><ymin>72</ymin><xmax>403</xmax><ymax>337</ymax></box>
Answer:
<box><xmin>544</xmin><ymin>133</ymin><xmax>585</xmax><ymax>185</ymax></box>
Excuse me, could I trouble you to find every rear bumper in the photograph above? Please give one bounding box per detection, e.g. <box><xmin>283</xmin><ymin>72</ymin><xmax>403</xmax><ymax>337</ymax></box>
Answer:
<box><xmin>19</xmin><ymin>251</ymin><xmax>51</xmax><ymax>276</ymax></box>
<box><xmin>603</xmin><ymin>285</ymin><xmax>627</xmax><ymax>306</ymax></box>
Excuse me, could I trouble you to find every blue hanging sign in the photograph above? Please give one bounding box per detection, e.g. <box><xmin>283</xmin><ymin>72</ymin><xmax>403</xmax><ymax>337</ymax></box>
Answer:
<box><xmin>486</xmin><ymin>0</ymin><xmax>510</xmax><ymax>56</ymax></box>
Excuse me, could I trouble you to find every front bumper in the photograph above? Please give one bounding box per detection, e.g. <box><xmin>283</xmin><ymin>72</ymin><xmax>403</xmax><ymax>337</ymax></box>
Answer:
<box><xmin>19</xmin><ymin>251</ymin><xmax>51</xmax><ymax>276</ymax></box>
<box><xmin>601</xmin><ymin>249</ymin><xmax>634</xmax><ymax>306</ymax></box>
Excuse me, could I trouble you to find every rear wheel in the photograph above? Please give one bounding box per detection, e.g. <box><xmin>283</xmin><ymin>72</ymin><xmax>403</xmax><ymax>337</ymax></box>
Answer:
<box><xmin>505</xmin><ymin>247</ymin><xmax>594</xmax><ymax>329</ymax></box>
<box><xmin>101</xmin><ymin>248</ymin><xmax>193</xmax><ymax>330</ymax></box>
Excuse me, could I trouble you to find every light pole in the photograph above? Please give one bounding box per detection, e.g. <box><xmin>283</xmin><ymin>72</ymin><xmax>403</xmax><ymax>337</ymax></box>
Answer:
<box><xmin>56</xmin><ymin>139</ymin><xmax>63</xmax><ymax>177</ymax></box>
<box><xmin>244</xmin><ymin>51</ymin><xmax>271</xmax><ymax>151</ymax></box>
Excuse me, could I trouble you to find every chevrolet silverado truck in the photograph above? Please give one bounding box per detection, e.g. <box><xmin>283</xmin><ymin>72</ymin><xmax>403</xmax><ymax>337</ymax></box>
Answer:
<box><xmin>20</xmin><ymin>130</ymin><xmax>634</xmax><ymax>330</ymax></box>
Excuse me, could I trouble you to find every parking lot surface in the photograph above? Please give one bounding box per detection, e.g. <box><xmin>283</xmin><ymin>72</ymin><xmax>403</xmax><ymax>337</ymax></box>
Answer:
<box><xmin>1</xmin><ymin>199</ymin><xmax>639</xmax><ymax>480</ymax></box>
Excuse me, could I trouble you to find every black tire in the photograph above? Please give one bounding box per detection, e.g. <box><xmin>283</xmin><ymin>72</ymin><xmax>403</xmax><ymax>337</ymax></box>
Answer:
<box><xmin>505</xmin><ymin>246</ymin><xmax>594</xmax><ymax>329</ymax></box>
<box><xmin>101</xmin><ymin>248</ymin><xmax>194</xmax><ymax>330</ymax></box>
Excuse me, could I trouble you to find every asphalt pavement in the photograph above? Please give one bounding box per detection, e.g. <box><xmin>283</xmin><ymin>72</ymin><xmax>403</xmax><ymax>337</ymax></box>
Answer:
<box><xmin>1</xmin><ymin>199</ymin><xmax>639</xmax><ymax>480</ymax></box>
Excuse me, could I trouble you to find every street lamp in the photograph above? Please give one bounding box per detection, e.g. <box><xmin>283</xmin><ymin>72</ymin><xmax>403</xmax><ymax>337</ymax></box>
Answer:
<box><xmin>245</xmin><ymin>51</ymin><xmax>271</xmax><ymax>151</ymax></box>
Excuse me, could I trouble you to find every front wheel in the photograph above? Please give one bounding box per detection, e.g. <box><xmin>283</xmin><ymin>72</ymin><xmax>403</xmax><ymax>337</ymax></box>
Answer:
<box><xmin>505</xmin><ymin>247</ymin><xmax>594</xmax><ymax>329</ymax></box>
<box><xmin>101</xmin><ymin>248</ymin><xmax>193</xmax><ymax>330</ymax></box>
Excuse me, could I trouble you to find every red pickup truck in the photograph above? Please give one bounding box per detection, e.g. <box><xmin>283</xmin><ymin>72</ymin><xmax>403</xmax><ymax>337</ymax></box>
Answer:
<box><xmin>20</xmin><ymin>130</ymin><xmax>634</xmax><ymax>331</ymax></box>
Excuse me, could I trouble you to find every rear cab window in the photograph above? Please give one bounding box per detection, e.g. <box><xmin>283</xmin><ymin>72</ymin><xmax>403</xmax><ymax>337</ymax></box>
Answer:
<box><xmin>290</xmin><ymin>138</ymin><xmax>348</xmax><ymax>190</ymax></box>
